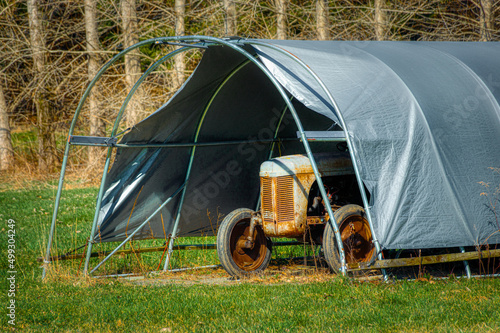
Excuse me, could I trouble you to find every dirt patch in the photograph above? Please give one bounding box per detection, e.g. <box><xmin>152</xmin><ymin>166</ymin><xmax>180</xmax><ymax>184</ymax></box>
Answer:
<box><xmin>119</xmin><ymin>264</ymin><xmax>384</xmax><ymax>287</ymax></box>
<box><xmin>134</xmin><ymin>275</ymin><xmax>239</xmax><ymax>287</ymax></box>
<box><xmin>94</xmin><ymin>253</ymin><xmax>475</xmax><ymax>286</ymax></box>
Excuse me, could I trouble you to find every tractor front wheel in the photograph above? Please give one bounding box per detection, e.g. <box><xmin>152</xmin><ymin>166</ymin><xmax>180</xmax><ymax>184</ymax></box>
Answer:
<box><xmin>217</xmin><ymin>208</ymin><xmax>272</xmax><ymax>277</ymax></box>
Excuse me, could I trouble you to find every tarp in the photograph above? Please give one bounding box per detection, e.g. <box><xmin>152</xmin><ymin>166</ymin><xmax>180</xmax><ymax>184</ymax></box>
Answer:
<box><xmin>95</xmin><ymin>40</ymin><xmax>500</xmax><ymax>250</ymax></box>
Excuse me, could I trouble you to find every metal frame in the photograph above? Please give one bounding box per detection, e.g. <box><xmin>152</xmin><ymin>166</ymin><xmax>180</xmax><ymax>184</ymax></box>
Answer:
<box><xmin>244</xmin><ymin>41</ymin><xmax>383</xmax><ymax>274</ymax></box>
<box><xmin>349</xmin><ymin>248</ymin><xmax>500</xmax><ymax>271</ymax></box>
<box><xmin>44</xmin><ymin>35</ymin><xmax>483</xmax><ymax>279</ymax></box>
<box><xmin>40</xmin><ymin>241</ymin><xmax>302</xmax><ymax>262</ymax></box>
<box><xmin>45</xmin><ymin>35</ymin><xmax>349</xmax><ymax>277</ymax></box>
<box><xmin>40</xmin><ymin>35</ymin><xmax>388</xmax><ymax>277</ymax></box>
<box><xmin>44</xmin><ymin>37</ymin><xmax>204</xmax><ymax>278</ymax></box>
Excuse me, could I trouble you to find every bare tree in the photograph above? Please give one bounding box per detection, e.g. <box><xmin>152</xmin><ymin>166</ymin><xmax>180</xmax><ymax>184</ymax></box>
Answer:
<box><xmin>478</xmin><ymin>0</ymin><xmax>495</xmax><ymax>41</ymax></box>
<box><xmin>85</xmin><ymin>0</ymin><xmax>105</xmax><ymax>168</ymax></box>
<box><xmin>275</xmin><ymin>0</ymin><xmax>288</xmax><ymax>39</ymax></box>
<box><xmin>316</xmin><ymin>0</ymin><xmax>329</xmax><ymax>40</ymax></box>
<box><xmin>3</xmin><ymin>0</ymin><xmax>500</xmax><ymax>179</ymax></box>
<box><xmin>0</xmin><ymin>82</ymin><xmax>13</xmax><ymax>171</ymax></box>
<box><xmin>223</xmin><ymin>0</ymin><xmax>237</xmax><ymax>36</ymax></box>
<box><xmin>28</xmin><ymin>0</ymin><xmax>55</xmax><ymax>171</ymax></box>
<box><xmin>121</xmin><ymin>0</ymin><xmax>143</xmax><ymax>128</ymax></box>
<box><xmin>374</xmin><ymin>0</ymin><xmax>388</xmax><ymax>40</ymax></box>
<box><xmin>173</xmin><ymin>0</ymin><xmax>186</xmax><ymax>89</ymax></box>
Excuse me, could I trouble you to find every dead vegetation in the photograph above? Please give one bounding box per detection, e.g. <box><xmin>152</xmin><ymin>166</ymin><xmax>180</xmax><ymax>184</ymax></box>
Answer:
<box><xmin>1</xmin><ymin>0</ymin><xmax>499</xmax><ymax>175</ymax></box>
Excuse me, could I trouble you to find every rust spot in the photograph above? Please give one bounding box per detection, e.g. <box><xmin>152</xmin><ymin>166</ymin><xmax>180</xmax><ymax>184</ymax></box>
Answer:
<box><xmin>306</xmin><ymin>216</ymin><xmax>324</xmax><ymax>225</ymax></box>
<box><xmin>259</xmin><ymin>153</ymin><xmax>354</xmax><ymax>239</ymax></box>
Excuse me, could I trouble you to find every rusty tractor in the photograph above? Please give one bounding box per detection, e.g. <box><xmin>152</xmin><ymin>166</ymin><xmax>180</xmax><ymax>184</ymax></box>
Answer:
<box><xmin>216</xmin><ymin>153</ymin><xmax>376</xmax><ymax>276</ymax></box>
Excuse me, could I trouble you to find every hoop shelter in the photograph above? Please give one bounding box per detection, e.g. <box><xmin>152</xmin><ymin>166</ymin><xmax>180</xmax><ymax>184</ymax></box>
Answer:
<box><xmin>44</xmin><ymin>37</ymin><xmax>500</xmax><ymax>277</ymax></box>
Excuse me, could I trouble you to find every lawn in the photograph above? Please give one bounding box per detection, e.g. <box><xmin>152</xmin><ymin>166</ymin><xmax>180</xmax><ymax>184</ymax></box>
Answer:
<box><xmin>1</xmin><ymin>182</ymin><xmax>500</xmax><ymax>332</ymax></box>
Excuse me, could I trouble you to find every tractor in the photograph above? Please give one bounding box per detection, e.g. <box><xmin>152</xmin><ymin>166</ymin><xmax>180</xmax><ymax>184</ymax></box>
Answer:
<box><xmin>216</xmin><ymin>153</ymin><xmax>376</xmax><ymax>276</ymax></box>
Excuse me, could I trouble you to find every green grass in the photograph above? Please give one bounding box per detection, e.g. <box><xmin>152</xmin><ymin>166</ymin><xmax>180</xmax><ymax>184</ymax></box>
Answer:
<box><xmin>13</xmin><ymin>277</ymin><xmax>500</xmax><ymax>332</ymax></box>
<box><xmin>1</xmin><ymin>184</ymin><xmax>500</xmax><ymax>332</ymax></box>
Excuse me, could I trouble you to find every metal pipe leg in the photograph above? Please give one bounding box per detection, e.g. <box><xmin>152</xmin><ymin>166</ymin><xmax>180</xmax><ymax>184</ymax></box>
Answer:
<box><xmin>460</xmin><ymin>246</ymin><xmax>471</xmax><ymax>279</ymax></box>
<box><xmin>42</xmin><ymin>144</ymin><xmax>71</xmax><ymax>280</ymax></box>
<box><xmin>89</xmin><ymin>184</ymin><xmax>185</xmax><ymax>275</ymax></box>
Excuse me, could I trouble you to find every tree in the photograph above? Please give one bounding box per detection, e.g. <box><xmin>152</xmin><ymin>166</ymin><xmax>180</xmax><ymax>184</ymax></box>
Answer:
<box><xmin>2</xmin><ymin>0</ymin><xmax>500</xmax><ymax>179</ymax></box>
<box><xmin>275</xmin><ymin>0</ymin><xmax>288</xmax><ymax>39</ymax></box>
<box><xmin>28</xmin><ymin>0</ymin><xmax>56</xmax><ymax>172</ymax></box>
<box><xmin>121</xmin><ymin>0</ymin><xmax>143</xmax><ymax>128</ymax></box>
<box><xmin>173</xmin><ymin>0</ymin><xmax>186</xmax><ymax>89</ymax></box>
<box><xmin>85</xmin><ymin>0</ymin><xmax>105</xmax><ymax>168</ymax></box>
<box><xmin>316</xmin><ymin>0</ymin><xmax>329</xmax><ymax>40</ymax></box>
<box><xmin>223</xmin><ymin>0</ymin><xmax>237</xmax><ymax>36</ymax></box>
<box><xmin>0</xmin><ymin>81</ymin><xmax>14</xmax><ymax>171</ymax></box>
<box><xmin>374</xmin><ymin>0</ymin><xmax>388</xmax><ymax>40</ymax></box>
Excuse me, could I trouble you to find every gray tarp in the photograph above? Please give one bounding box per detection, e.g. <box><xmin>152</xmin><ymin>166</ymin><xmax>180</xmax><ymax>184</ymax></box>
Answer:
<box><xmin>95</xmin><ymin>40</ymin><xmax>500</xmax><ymax>250</ymax></box>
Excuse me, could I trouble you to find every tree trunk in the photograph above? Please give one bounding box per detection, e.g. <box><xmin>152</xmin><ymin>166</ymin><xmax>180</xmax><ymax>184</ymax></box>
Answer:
<box><xmin>223</xmin><ymin>0</ymin><xmax>237</xmax><ymax>36</ymax></box>
<box><xmin>85</xmin><ymin>0</ymin><xmax>105</xmax><ymax>169</ymax></box>
<box><xmin>173</xmin><ymin>0</ymin><xmax>186</xmax><ymax>89</ymax></box>
<box><xmin>479</xmin><ymin>0</ymin><xmax>494</xmax><ymax>41</ymax></box>
<box><xmin>275</xmin><ymin>0</ymin><xmax>288</xmax><ymax>39</ymax></box>
<box><xmin>28</xmin><ymin>0</ymin><xmax>55</xmax><ymax>172</ymax></box>
<box><xmin>121</xmin><ymin>0</ymin><xmax>143</xmax><ymax>128</ymax></box>
<box><xmin>374</xmin><ymin>0</ymin><xmax>388</xmax><ymax>41</ymax></box>
<box><xmin>0</xmin><ymin>82</ymin><xmax>14</xmax><ymax>171</ymax></box>
<box><xmin>316</xmin><ymin>0</ymin><xmax>329</xmax><ymax>40</ymax></box>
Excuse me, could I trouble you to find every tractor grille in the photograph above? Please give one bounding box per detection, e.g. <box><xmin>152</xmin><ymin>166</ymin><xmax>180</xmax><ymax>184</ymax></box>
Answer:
<box><xmin>260</xmin><ymin>176</ymin><xmax>295</xmax><ymax>224</ymax></box>
<box><xmin>276</xmin><ymin>176</ymin><xmax>294</xmax><ymax>222</ymax></box>
<box><xmin>261</xmin><ymin>177</ymin><xmax>273</xmax><ymax>223</ymax></box>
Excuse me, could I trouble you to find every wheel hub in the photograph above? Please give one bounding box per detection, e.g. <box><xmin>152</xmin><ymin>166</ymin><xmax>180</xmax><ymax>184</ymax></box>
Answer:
<box><xmin>341</xmin><ymin>216</ymin><xmax>374</xmax><ymax>263</ymax></box>
<box><xmin>230</xmin><ymin>221</ymin><xmax>268</xmax><ymax>271</ymax></box>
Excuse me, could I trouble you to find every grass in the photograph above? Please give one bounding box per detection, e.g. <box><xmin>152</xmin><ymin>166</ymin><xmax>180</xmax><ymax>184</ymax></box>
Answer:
<box><xmin>1</xmin><ymin>182</ymin><xmax>500</xmax><ymax>332</ymax></box>
<box><xmin>13</xmin><ymin>276</ymin><xmax>500</xmax><ymax>332</ymax></box>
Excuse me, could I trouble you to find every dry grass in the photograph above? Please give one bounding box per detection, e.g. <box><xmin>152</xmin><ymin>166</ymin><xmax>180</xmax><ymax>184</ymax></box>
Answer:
<box><xmin>0</xmin><ymin>167</ymin><xmax>101</xmax><ymax>192</ymax></box>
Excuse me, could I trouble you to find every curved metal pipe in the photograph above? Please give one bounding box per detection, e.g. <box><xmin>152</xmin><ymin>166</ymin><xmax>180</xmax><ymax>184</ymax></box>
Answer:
<box><xmin>83</xmin><ymin>47</ymin><xmax>193</xmax><ymax>274</ymax></box>
<box><xmin>46</xmin><ymin>38</ymin><xmax>186</xmax><ymax>279</ymax></box>
<box><xmin>255</xmin><ymin>98</ymin><xmax>292</xmax><ymax>212</ymax></box>
<box><xmin>162</xmin><ymin>59</ymin><xmax>252</xmax><ymax>271</ymax></box>
<box><xmin>205</xmin><ymin>39</ymin><xmax>348</xmax><ymax>273</ymax></box>
<box><xmin>245</xmin><ymin>40</ymin><xmax>384</xmax><ymax>272</ymax></box>
<box><xmin>44</xmin><ymin>35</ymin><xmax>208</xmax><ymax>278</ymax></box>
<box><xmin>149</xmin><ymin>36</ymin><xmax>348</xmax><ymax>274</ymax></box>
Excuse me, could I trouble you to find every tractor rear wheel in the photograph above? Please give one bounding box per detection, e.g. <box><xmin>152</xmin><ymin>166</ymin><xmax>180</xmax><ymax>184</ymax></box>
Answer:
<box><xmin>323</xmin><ymin>204</ymin><xmax>375</xmax><ymax>273</ymax></box>
<box><xmin>217</xmin><ymin>208</ymin><xmax>272</xmax><ymax>276</ymax></box>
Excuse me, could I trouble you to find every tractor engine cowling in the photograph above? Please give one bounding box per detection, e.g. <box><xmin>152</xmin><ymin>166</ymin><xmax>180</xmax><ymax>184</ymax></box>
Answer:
<box><xmin>259</xmin><ymin>152</ymin><xmax>354</xmax><ymax>238</ymax></box>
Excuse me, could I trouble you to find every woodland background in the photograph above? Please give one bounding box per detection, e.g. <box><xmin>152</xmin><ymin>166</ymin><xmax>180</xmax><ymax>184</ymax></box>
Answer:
<box><xmin>0</xmin><ymin>0</ymin><xmax>499</xmax><ymax>178</ymax></box>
